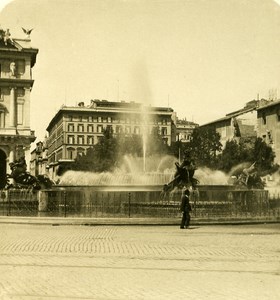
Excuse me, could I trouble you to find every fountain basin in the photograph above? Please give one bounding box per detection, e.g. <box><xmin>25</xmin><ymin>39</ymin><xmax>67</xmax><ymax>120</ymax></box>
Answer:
<box><xmin>36</xmin><ymin>185</ymin><xmax>270</xmax><ymax>219</ymax></box>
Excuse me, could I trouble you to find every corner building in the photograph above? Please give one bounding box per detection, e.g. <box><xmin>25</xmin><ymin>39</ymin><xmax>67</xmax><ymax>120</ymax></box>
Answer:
<box><xmin>0</xmin><ymin>29</ymin><xmax>38</xmax><ymax>188</ymax></box>
<box><xmin>46</xmin><ymin>100</ymin><xmax>176</xmax><ymax>178</ymax></box>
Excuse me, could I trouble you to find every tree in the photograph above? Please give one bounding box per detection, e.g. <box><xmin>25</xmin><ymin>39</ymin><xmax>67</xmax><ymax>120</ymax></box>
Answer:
<box><xmin>217</xmin><ymin>136</ymin><xmax>278</xmax><ymax>176</ymax></box>
<box><xmin>253</xmin><ymin>138</ymin><xmax>278</xmax><ymax>175</ymax></box>
<box><xmin>73</xmin><ymin>126</ymin><xmax>119</xmax><ymax>172</ymax></box>
<box><xmin>146</xmin><ymin>127</ymin><xmax>170</xmax><ymax>156</ymax></box>
<box><xmin>117</xmin><ymin>134</ymin><xmax>143</xmax><ymax>157</ymax></box>
<box><xmin>218</xmin><ymin>138</ymin><xmax>254</xmax><ymax>172</ymax></box>
<box><xmin>71</xmin><ymin>125</ymin><xmax>172</xmax><ymax>173</ymax></box>
<box><xmin>218</xmin><ymin>140</ymin><xmax>241</xmax><ymax>172</ymax></box>
<box><xmin>188</xmin><ymin>126</ymin><xmax>222</xmax><ymax>168</ymax></box>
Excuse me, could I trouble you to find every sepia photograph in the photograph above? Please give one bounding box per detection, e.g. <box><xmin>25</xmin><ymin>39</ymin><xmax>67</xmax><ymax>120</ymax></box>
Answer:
<box><xmin>0</xmin><ymin>0</ymin><xmax>279</xmax><ymax>299</ymax></box>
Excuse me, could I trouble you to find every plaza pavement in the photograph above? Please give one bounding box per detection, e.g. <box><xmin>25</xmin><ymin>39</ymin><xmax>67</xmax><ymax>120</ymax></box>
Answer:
<box><xmin>0</xmin><ymin>220</ymin><xmax>279</xmax><ymax>300</ymax></box>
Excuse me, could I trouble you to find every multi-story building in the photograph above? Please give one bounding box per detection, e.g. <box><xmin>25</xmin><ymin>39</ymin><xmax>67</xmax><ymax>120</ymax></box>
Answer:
<box><xmin>175</xmin><ymin>118</ymin><xmax>199</xmax><ymax>143</ymax></box>
<box><xmin>0</xmin><ymin>28</ymin><xmax>38</xmax><ymax>188</ymax></box>
<box><xmin>257</xmin><ymin>99</ymin><xmax>280</xmax><ymax>165</ymax></box>
<box><xmin>199</xmin><ymin>100</ymin><xmax>265</xmax><ymax>149</ymax></box>
<box><xmin>46</xmin><ymin>100</ymin><xmax>176</xmax><ymax>178</ymax></box>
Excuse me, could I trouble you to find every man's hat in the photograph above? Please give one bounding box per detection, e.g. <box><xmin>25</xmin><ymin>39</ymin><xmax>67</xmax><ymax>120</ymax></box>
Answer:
<box><xmin>184</xmin><ymin>189</ymin><xmax>190</xmax><ymax>195</ymax></box>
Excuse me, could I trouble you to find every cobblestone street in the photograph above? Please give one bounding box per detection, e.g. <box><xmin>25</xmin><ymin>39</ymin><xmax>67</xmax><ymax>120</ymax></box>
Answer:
<box><xmin>0</xmin><ymin>223</ymin><xmax>279</xmax><ymax>299</ymax></box>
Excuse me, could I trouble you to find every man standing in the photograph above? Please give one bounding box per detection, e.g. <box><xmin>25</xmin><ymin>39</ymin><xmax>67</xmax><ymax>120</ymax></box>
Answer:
<box><xmin>180</xmin><ymin>189</ymin><xmax>192</xmax><ymax>229</ymax></box>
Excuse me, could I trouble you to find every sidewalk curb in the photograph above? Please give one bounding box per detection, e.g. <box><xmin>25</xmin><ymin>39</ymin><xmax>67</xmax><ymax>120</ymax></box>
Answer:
<box><xmin>0</xmin><ymin>216</ymin><xmax>279</xmax><ymax>226</ymax></box>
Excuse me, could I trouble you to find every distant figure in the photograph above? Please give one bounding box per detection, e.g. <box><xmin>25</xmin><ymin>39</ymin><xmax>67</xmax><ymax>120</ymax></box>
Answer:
<box><xmin>10</xmin><ymin>62</ymin><xmax>16</xmax><ymax>77</ymax></box>
<box><xmin>180</xmin><ymin>189</ymin><xmax>192</xmax><ymax>229</ymax></box>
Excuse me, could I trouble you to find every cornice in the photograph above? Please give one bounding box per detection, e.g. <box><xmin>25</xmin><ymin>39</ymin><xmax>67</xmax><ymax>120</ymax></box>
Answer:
<box><xmin>0</xmin><ymin>78</ymin><xmax>34</xmax><ymax>88</ymax></box>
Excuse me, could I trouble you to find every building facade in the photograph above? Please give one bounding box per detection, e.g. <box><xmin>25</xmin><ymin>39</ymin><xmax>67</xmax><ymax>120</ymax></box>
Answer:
<box><xmin>175</xmin><ymin>118</ymin><xmax>199</xmax><ymax>143</ymax></box>
<box><xmin>257</xmin><ymin>100</ymin><xmax>280</xmax><ymax>165</ymax></box>
<box><xmin>46</xmin><ymin>100</ymin><xmax>176</xmax><ymax>178</ymax></box>
<box><xmin>0</xmin><ymin>28</ymin><xmax>38</xmax><ymax>188</ymax></box>
<box><xmin>199</xmin><ymin>100</ymin><xmax>261</xmax><ymax>149</ymax></box>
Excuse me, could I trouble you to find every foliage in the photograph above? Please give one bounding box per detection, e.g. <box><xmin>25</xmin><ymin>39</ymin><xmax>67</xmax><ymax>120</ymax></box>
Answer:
<box><xmin>218</xmin><ymin>138</ymin><xmax>254</xmax><ymax>173</ymax></box>
<box><xmin>218</xmin><ymin>137</ymin><xmax>278</xmax><ymax>175</ymax></box>
<box><xmin>71</xmin><ymin>126</ymin><xmax>170</xmax><ymax>173</ymax></box>
<box><xmin>252</xmin><ymin>138</ymin><xmax>278</xmax><ymax>174</ymax></box>
<box><xmin>186</xmin><ymin>126</ymin><xmax>222</xmax><ymax>168</ymax></box>
<box><xmin>73</xmin><ymin>126</ymin><xmax>118</xmax><ymax>172</ymax></box>
<box><xmin>146</xmin><ymin>127</ymin><xmax>170</xmax><ymax>156</ymax></box>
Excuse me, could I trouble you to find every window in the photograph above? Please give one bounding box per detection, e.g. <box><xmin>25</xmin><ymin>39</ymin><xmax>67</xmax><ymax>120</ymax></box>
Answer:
<box><xmin>78</xmin><ymin>135</ymin><xmax>84</xmax><ymax>144</ymax></box>
<box><xmin>87</xmin><ymin>124</ymin><xmax>93</xmax><ymax>132</ymax></box>
<box><xmin>79</xmin><ymin>116</ymin><xmax>82</xmax><ymax>122</ymax></box>
<box><xmin>116</xmin><ymin>125</ymin><xmax>123</xmax><ymax>134</ymax></box>
<box><xmin>68</xmin><ymin>123</ymin><xmax>74</xmax><ymax>132</ymax></box>
<box><xmin>69</xmin><ymin>115</ymin><xmax>73</xmax><ymax>121</ymax></box>
<box><xmin>97</xmin><ymin>125</ymin><xmax>103</xmax><ymax>133</ymax></box>
<box><xmin>98</xmin><ymin>116</ymin><xmax>102</xmax><ymax>123</ymax></box>
<box><xmin>68</xmin><ymin>135</ymin><xmax>75</xmax><ymax>144</ymax></box>
<box><xmin>262</xmin><ymin>113</ymin><xmax>266</xmax><ymax>125</ymax></box>
<box><xmin>108</xmin><ymin>116</ymin><xmax>112</xmax><ymax>123</ymax></box>
<box><xmin>87</xmin><ymin>136</ymin><xmax>94</xmax><ymax>144</ymax></box>
<box><xmin>67</xmin><ymin>148</ymin><xmax>75</xmax><ymax>159</ymax></box>
<box><xmin>125</xmin><ymin>126</ymin><xmax>131</xmax><ymax>134</ymax></box>
<box><xmin>89</xmin><ymin>116</ymin><xmax>93</xmax><ymax>122</ymax></box>
<box><xmin>134</xmin><ymin>126</ymin><xmax>140</xmax><ymax>134</ymax></box>
<box><xmin>161</xmin><ymin>127</ymin><xmax>167</xmax><ymax>136</ymax></box>
<box><xmin>78</xmin><ymin>124</ymin><xmax>84</xmax><ymax>132</ymax></box>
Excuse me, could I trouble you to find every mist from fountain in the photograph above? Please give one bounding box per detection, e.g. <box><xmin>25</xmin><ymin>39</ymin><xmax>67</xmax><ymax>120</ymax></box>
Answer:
<box><xmin>58</xmin><ymin>155</ymin><xmax>176</xmax><ymax>186</ymax></box>
<box><xmin>58</xmin><ymin>154</ymin><xmax>236</xmax><ymax>187</ymax></box>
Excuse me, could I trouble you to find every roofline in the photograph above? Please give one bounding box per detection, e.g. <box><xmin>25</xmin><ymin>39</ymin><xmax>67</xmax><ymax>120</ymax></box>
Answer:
<box><xmin>257</xmin><ymin>100</ymin><xmax>280</xmax><ymax>111</ymax></box>
<box><xmin>200</xmin><ymin>106</ymin><xmax>256</xmax><ymax>127</ymax></box>
<box><xmin>46</xmin><ymin>104</ymin><xmax>174</xmax><ymax>132</ymax></box>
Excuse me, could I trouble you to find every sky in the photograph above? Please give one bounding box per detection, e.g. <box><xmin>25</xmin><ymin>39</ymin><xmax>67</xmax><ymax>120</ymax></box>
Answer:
<box><xmin>1</xmin><ymin>0</ymin><xmax>280</xmax><ymax>144</ymax></box>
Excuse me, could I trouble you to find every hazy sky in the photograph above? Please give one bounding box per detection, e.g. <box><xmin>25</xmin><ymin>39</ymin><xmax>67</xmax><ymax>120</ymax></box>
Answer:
<box><xmin>1</xmin><ymin>0</ymin><xmax>280</xmax><ymax>143</ymax></box>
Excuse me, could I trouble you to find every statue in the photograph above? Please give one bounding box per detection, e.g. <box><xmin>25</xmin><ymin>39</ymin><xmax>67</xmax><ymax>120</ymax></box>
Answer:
<box><xmin>10</xmin><ymin>62</ymin><xmax>16</xmax><ymax>77</ymax></box>
<box><xmin>6</xmin><ymin>157</ymin><xmax>54</xmax><ymax>190</ymax></box>
<box><xmin>22</xmin><ymin>27</ymin><xmax>33</xmax><ymax>39</ymax></box>
<box><xmin>232</xmin><ymin>162</ymin><xmax>265</xmax><ymax>189</ymax></box>
<box><xmin>162</xmin><ymin>151</ymin><xmax>199</xmax><ymax>194</ymax></box>
<box><xmin>0</xmin><ymin>28</ymin><xmax>12</xmax><ymax>45</ymax></box>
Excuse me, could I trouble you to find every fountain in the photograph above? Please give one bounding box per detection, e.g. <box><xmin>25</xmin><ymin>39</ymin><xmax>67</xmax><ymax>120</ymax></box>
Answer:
<box><xmin>35</xmin><ymin>152</ymin><xmax>270</xmax><ymax>220</ymax></box>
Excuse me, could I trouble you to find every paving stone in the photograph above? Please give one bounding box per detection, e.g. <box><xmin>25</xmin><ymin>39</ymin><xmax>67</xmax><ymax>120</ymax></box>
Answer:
<box><xmin>0</xmin><ymin>223</ymin><xmax>279</xmax><ymax>299</ymax></box>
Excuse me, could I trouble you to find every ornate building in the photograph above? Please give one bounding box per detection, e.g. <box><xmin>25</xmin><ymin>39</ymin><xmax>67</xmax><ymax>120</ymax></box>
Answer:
<box><xmin>46</xmin><ymin>100</ymin><xmax>176</xmax><ymax>178</ymax></box>
<box><xmin>175</xmin><ymin>118</ymin><xmax>198</xmax><ymax>143</ymax></box>
<box><xmin>0</xmin><ymin>28</ymin><xmax>38</xmax><ymax>188</ymax></box>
